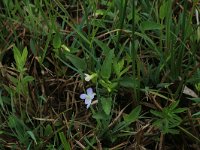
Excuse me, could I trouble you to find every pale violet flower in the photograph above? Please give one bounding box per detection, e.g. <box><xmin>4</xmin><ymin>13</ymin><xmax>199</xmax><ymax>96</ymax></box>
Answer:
<box><xmin>80</xmin><ymin>88</ymin><xmax>96</xmax><ymax>109</ymax></box>
<box><xmin>84</xmin><ymin>73</ymin><xmax>97</xmax><ymax>82</ymax></box>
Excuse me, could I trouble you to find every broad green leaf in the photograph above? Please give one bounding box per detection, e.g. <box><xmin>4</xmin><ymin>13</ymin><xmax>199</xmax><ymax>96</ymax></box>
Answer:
<box><xmin>119</xmin><ymin>77</ymin><xmax>139</xmax><ymax>89</ymax></box>
<box><xmin>8</xmin><ymin>115</ymin><xmax>18</xmax><ymax>128</ymax></box>
<box><xmin>124</xmin><ymin>105</ymin><xmax>141</xmax><ymax>124</ymax></box>
<box><xmin>113</xmin><ymin>58</ymin><xmax>124</xmax><ymax>77</ymax></box>
<box><xmin>99</xmin><ymin>79</ymin><xmax>118</xmax><ymax>92</ymax></box>
<box><xmin>141</xmin><ymin>21</ymin><xmax>163</xmax><ymax>31</ymax></box>
<box><xmin>13</xmin><ymin>46</ymin><xmax>28</xmax><ymax>72</ymax></box>
<box><xmin>59</xmin><ymin>132</ymin><xmax>71</xmax><ymax>150</ymax></box>
<box><xmin>21</xmin><ymin>47</ymin><xmax>28</xmax><ymax>68</ymax></box>
<box><xmin>27</xmin><ymin>131</ymin><xmax>37</xmax><ymax>144</ymax></box>
<box><xmin>100</xmin><ymin>50</ymin><xmax>114</xmax><ymax>79</ymax></box>
<box><xmin>101</xmin><ymin>97</ymin><xmax>112</xmax><ymax>115</ymax></box>
<box><xmin>23</xmin><ymin>76</ymin><xmax>34</xmax><ymax>83</ymax></box>
<box><xmin>118</xmin><ymin>59</ymin><xmax>124</xmax><ymax>72</ymax></box>
<box><xmin>65</xmin><ymin>53</ymin><xmax>86</xmax><ymax>71</ymax></box>
<box><xmin>92</xmin><ymin>111</ymin><xmax>109</xmax><ymax>120</ymax></box>
<box><xmin>44</xmin><ymin>124</ymin><xmax>53</xmax><ymax>136</ymax></box>
<box><xmin>13</xmin><ymin>46</ymin><xmax>22</xmax><ymax>70</ymax></box>
<box><xmin>53</xmin><ymin>33</ymin><xmax>61</xmax><ymax>49</ymax></box>
<box><xmin>159</xmin><ymin>1</ymin><xmax>168</xmax><ymax>20</ymax></box>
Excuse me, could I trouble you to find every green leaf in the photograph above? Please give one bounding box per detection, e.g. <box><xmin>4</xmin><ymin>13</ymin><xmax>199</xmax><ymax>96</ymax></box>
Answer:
<box><xmin>21</xmin><ymin>47</ymin><xmax>28</xmax><ymax>68</ymax></box>
<box><xmin>159</xmin><ymin>1</ymin><xmax>168</xmax><ymax>20</ymax></box>
<box><xmin>65</xmin><ymin>53</ymin><xmax>86</xmax><ymax>71</ymax></box>
<box><xmin>173</xmin><ymin>108</ymin><xmax>187</xmax><ymax>113</ymax></box>
<box><xmin>13</xmin><ymin>46</ymin><xmax>28</xmax><ymax>72</ymax></box>
<box><xmin>101</xmin><ymin>97</ymin><xmax>112</xmax><ymax>115</ymax></box>
<box><xmin>8</xmin><ymin>115</ymin><xmax>17</xmax><ymax>128</ymax></box>
<box><xmin>93</xmin><ymin>38</ymin><xmax>111</xmax><ymax>55</ymax></box>
<box><xmin>92</xmin><ymin>111</ymin><xmax>109</xmax><ymax>120</ymax></box>
<box><xmin>9</xmin><ymin>75</ymin><xmax>18</xmax><ymax>86</ymax></box>
<box><xmin>141</xmin><ymin>21</ymin><xmax>163</xmax><ymax>31</ymax></box>
<box><xmin>100</xmin><ymin>50</ymin><xmax>114</xmax><ymax>79</ymax></box>
<box><xmin>119</xmin><ymin>77</ymin><xmax>139</xmax><ymax>89</ymax></box>
<box><xmin>30</xmin><ymin>38</ymin><xmax>36</xmax><ymax>55</ymax></box>
<box><xmin>59</xmin><ymin>132</ymin><xmax>71</xmax><ymax>150</ymax></box>
<box><xmin>13</xmin><ymin>46</ymin><xmax>22</xmax><ymax>70</ymax></box>
<box><xmin>192</xmin><ymin>111</ymin><xmax>200</xmax><ymax>117</ymax></box>
<box><xmin>27</xmin><ymin>131</ymin><xmax>37</xmax><ymax>144</ymax></box>
<box><xmin>23</xmin><ymin>76</ymin><xmax>34</xmax><ymax>83</ymax></box>
<box><xmin>53</xmin><ymin>33</ymin><xmax>61</xmax><ymax>49</ymax></box>
<box><xmin>169</xmin><ymin>100</ymin><xmax>179</xmax><ymax>111</ymax></box>
<box><xmin>113</xmin><ymin>58</ymin><xmax>124</xmax><ymax>77</ymax></box>
<box><xmin>189</xmin><ymin>98</ymin><xmax>200</xmax><ymax>103</ymax></box>
<box><xmin>124</xmin><ymin>105</ymin><xmax>141</xmax><ymax>124</ymax></box>
<box><xmin>44</xmin><ymin>124</ymin><xmax>53</xmax><ymax>136</ymax></box>
<box><xmin>150</xmin><ymin>110</ymin><xmax>163</xmax><ymax>118</ymax></box>
<box><xmin>112</xmin><ymin>121</ymin><xmax>127</xmax><ymax>133</ymax></box>
<box><xmin>0</xmin><ymin>90</ymin><xmax>5</xmax><ymax>111</ymax></box>
<box><xmin>167</xmin><ymin>129</ymin><xmax>180</xmax><ymax>134</ymax></box>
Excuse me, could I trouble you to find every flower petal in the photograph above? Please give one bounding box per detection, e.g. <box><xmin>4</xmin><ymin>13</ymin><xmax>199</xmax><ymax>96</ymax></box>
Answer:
<box><xmin>87</xmin><ymin>88</ymin><xmax>93</xmax><ymax>95</ymax></box>
<box><xmin>85</xmin><ymin>98</ymin><xmax>92</xmax><ymax>105</ymax></box>
<box><xmin>86</xmin><ymin>103</ymin><xmax>91</xmax><ymax>109</ymax></box>
<box><xmin>80</xmin><ymin>94</ymin><xmax>87</xmax><ymax>99</ymax></box>
<box><xmin>84</xmin><ymin>74</ymin><xmax>91</xmax><ymax>82</ymax></box>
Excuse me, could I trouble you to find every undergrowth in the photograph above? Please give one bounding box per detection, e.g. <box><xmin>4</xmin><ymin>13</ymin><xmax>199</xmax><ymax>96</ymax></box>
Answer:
<box><xmin>0</xmin><ymin>0</ymin><xmax>200</xmax><ymax>149</ymax></box>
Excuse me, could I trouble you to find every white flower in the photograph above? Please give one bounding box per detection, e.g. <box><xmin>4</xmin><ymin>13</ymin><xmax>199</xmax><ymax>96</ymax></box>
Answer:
<box><xmin>84</xmin><ymin>73</ymin><xmax>97</xmax><ymax>82</ymax></box>
<box><xmin>80</xmin><ymin>88</ymin><xmax>96</xmax><ymax>109</ymax></box>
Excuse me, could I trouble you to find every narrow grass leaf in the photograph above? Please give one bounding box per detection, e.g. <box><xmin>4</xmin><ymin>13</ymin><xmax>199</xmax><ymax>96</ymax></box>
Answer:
<box><xmin>93</xmin><ymin>38</ymin><xmax>111</xmax><ymax>55</ymax></box>
<box><xmin>169</xmin><ymin>100</ymin><xmax>179</xmax><ymax>111</ymax></box>
<box><xmin>30</xmin><ymin>38</ymin><xmax>36</xmax><ymax>55</ymax></box>
<box><xmin>124</xmin><ymin>105</ymin><xmax>141</xmax><ymax>124</ymax></box>
<box><xmin>0</xmin><ymin>90</ymin><xmax>5</xmax><ymax>111</ymax></box>
<box><xmin>150</xmin><ymin>110</ymin><xmax>163</xmax><ymax>118</ymax></box>
<box><xmin>59</xmin><ymin>132</ymin><xmax>71</xmax><ymax>150</ymax></box>
<box><xmin>173</xmin><ymin>108</ymin><xmax>187</xmax><ymax>113</ymax></box>
<box><xmin>188</xmin><ymin>98</ymin><xmax>200</xmax><ymax>103</ymax></box>
<box><xmin>192</xmin><ymin>111</ymin><xmax>200</xmax><ymax>117</ymax></box>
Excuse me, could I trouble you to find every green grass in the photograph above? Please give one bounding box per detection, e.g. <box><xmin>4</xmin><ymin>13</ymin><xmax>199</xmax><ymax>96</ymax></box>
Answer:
<box><xmin>0</xmin><ymin>0</ymin><xmax>200</xmax><ymax>149</ymax></box>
